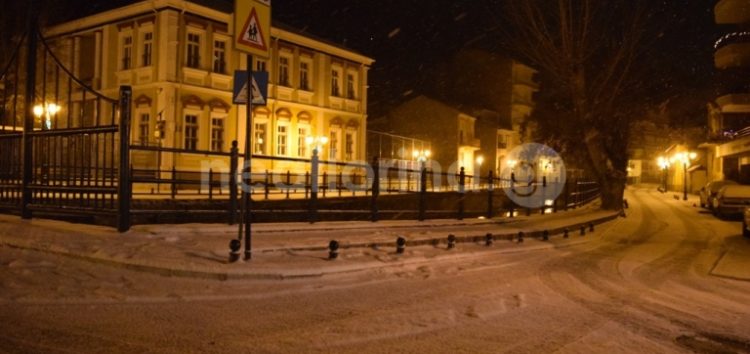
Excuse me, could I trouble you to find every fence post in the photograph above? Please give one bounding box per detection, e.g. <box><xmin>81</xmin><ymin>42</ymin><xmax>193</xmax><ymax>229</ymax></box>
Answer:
<box><xmin>322</xmin><ymin>171</ymin><xmax>328</xmax><ymax>198</ymax></box>
<box><xmin>419</xmin><ymin>165</ymin><xmax>427</xmax><ymax>221</ymax></box>
<box><xmin>305</xmin><ymin>171</ymin><xmax>310</xmax><ymax>199</ymax></box>
<box><xmin>171</xmin><ymin>166</ymin><xmax>177</xmax><ymax>199</ymax></box>
<box><xmin>371</xmin><ymin>157</ymin><xmax>379</xmax><ymax>222</ymax></box>
<box><xmin>338</xmin><ymin>172</ymin><xmax>343</xmax><ymax>197</ymax></box>
<box><xmin>208</xmin><ymin>168</ymin><xmax>213</xmax><ymax>200</ymax></box>
<box><xmin>21</xmin><ymin>6</ymin><xmax>39</xmax><ymax>220</ymax></box>
<box><xmin>117</xmin><ymin>86</ymin><xmax>132</xmax><ymax>232</ymax></box>
<box><xmin>263</xmin><ymin>170</ymin><xmax>273</xmax><ymax>200</ymax></box>
<box><xmin>487</xmin><ymin>170</ymin><xmax>494</xmax><ymax>219</ymax></box>
<box><xmin>286</xmin><ymin>170</ymin><xmax>291</xmax><ymax>199</ymax></box>
<box><xmin>458</xmin><ymin>167</ymin><xmax>465</xmax><ymax>220</ymax></box>
<box><xmin>228</xmin><ymin>141</ymin><xmax>238</xmax><ymax>225</ymax></box>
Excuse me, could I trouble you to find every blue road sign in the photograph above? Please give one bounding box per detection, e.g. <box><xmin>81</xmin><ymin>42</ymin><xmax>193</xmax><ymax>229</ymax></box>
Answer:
<box><xmin>233</xmin><ymin>71</ymin><xmax>268</xmax><ymax>105</ymax></box>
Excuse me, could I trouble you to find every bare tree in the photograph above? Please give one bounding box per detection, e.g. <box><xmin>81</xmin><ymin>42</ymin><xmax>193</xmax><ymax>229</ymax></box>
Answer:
<box><xmin>499</xmin><ymin>0</ymin><xmax>654</xmax><ymax>210</ymax></box>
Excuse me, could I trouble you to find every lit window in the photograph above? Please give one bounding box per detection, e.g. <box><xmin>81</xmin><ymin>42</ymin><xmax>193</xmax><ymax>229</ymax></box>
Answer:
<box><xmin>212</xmin><ymin>40</ymin><xmax>226</xmax><ymax>74</ymax></box>
<box><xmin>346</xmin><ymin>73</ymin><xmax>356</xmax><ymax>99</ymax></box>
<box><xmin>184</xmin><ymin>115</ymin><xmax>198</xmax><ymax>151</ymax></box>
<box><xmin>298</xmin><ymin>127</ymin><xmax>308</xmax><ymax>157</ymax></box>
<box><xmin>345</xmin><ymin>132</ymin><xmax>354</xmax><ymax>160</ymax></box>
<box><xmin>331</xmin><ymin>70</ymin><xmax>340</xmax><ymax>96</ymax></box>
<box><xmin>187</xmin><ymin>33</ymin><xmax>201</xmax><ymax>69</ymax></box>
<box><xmin>138</xmin><ymin>113</ymin><xmax>150</xmax><ymax>145</ymax></box>
<box><xmin>300</xmin><ymin>62</ymin><xmax>310</xmax><ymax>91</ymax></box>
<box><xmin>277</xmin><ymin>125</ymin><xmax>288</xmax><ymax>155</ymax></box>
<box><xmin>279</xmin><ymin>57</ymin><xmax>290</xmax><ymax>86</ymax></box>
<box><xmin>254</xmin><ymin>123</ymin><xmax>267</xmax><ymax>154</ymax></box>
<box><xmin>142</xmin><ymin>32</ymin><xmax>153</xmax><ymax>67</ymax></box>
<box><xmin>121</xmin><ymin>35</ymin><xmax>133</xmax><ymax>70</ymax></box>
<box><xmin>211</xmin><ymin>118</ymin><xmax>224</xmax><ymax>152</ymax></box>
<box><xmin>256</xmin><ymin>60</ymin><xmax>267</xmax><ymax>72</ymax></box>
<box><xmin>329</xmin><ymin>130</ymin><xmax>339</xmax><ymax>159</ymax></box>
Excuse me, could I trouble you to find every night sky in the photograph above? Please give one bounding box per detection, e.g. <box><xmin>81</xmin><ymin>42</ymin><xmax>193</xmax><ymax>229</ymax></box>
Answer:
<box><xmin>3</xmin><ymin>0</ymin><xmax>720</xmax><ymax>126</ymax></box>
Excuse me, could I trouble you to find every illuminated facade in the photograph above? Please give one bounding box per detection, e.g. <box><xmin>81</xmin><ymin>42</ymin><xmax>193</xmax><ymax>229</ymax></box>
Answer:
<box><xmin>43</xmin><ymin>0</ymin><xmax>374</xmax><ymax>173</ymax></box>
<box><xmin>702</xmin><ymin>0</ymin><xmax>750</xmax><ymax>184</ymax></box>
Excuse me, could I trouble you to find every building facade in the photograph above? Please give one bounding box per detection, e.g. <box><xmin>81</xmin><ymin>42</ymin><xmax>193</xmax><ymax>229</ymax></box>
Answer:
<box><xmin>377</xmin><ymin>95</ymin><xmax>484</xmax><ymax>176</ymax></box>
<box><xmin>43</xmin><ymin>0</ymin><xmax>374</xmax><ymax>174</ymax></box>
<box><xmin>704</xmin><ymin>0</ymin><xmax>750</xmax><ymax>184</ymax></box>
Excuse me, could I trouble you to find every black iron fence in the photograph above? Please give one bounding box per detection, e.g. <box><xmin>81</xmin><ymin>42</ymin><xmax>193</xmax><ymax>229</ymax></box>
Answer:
<box><xmin>124</xmin><ymin>142</ymin><xmax>600</xmax><ymax>225</ymax></box>
<box><xmin>1</xmin><ymin>21</ymin><xmax>130</xmax><ymax>230</ymax></box>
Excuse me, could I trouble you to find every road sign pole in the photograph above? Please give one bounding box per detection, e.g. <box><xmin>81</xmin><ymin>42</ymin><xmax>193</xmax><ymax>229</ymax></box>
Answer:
<box><xmin>240</xmin><ymin>54</ymin><xmax>254</xmax><ymax>261</ymax></box>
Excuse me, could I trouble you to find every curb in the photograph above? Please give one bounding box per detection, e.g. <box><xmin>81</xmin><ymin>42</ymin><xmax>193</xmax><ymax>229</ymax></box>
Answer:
<box><xmin>0</xmin><ymin>210</ymin><xmax>622</xmax><ymax>280</ymax></box>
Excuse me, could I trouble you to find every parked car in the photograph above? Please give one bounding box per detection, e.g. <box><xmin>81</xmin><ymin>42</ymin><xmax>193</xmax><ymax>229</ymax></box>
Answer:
<box><xmin>743</xmin><ymin>207</ymin><xmax>750</xmax><ymax>237</ymax></box>
<box><xmin>711</xmin><ymin>185</ymin><xmax>750</xmax><ymax>217</ymax></box>
<box><xmin>700</xmin><ymin>180</ymin><xmax>737</xmax><ymax>209</ymax></box>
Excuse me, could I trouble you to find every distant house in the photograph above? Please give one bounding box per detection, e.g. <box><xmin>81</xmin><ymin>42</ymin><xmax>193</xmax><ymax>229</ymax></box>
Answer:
<box><xmin>376</xmin><ymin>95</ymin><xmax>482</xmax><ymax>176</ymax></box>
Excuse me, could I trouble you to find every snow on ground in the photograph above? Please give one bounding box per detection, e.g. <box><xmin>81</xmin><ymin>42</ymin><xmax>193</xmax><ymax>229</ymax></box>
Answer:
<box><xmin>1</xmin><ymin>186</ymin><xmax>750</xmax><ymax>353</ymax></box>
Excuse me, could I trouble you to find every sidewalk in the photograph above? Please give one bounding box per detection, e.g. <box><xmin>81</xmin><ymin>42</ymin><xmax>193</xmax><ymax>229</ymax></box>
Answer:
<box><xmin>0</xmin><ymin>204</ymin><xmax>620</xmax><ymax>280</ymax></box>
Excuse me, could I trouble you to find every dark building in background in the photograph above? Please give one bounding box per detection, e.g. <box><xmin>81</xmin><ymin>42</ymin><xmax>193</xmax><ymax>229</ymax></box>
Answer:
<box><xmin>368</xmin><ymin>49</ymin><xmax>538</xmax><ymax>179</ymax></box>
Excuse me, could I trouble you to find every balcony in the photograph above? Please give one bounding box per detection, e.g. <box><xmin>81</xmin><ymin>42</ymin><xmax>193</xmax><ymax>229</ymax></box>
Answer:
<box><xmin>716</xmin><ymin>42</ymin><xmax>750</xmax><ymax>69</ymax></box>
<box><xmin>459</xmin><ymin>135</ymin><xmax>481</xmax><ymax>148</ymax></box>
<box><xmin>715</xmin><ymin>0</ymin><xmax>750</xmax><ymax>25</ymax></box>
<box><xmin>715</xmin><ymin>31</ymin><xmax>750</xmax><ymax>69</ymax></box>
<box><xmin>717</xmin><ymin>93</ymin><xmax>750</xmax><ymax>113</ymax></box>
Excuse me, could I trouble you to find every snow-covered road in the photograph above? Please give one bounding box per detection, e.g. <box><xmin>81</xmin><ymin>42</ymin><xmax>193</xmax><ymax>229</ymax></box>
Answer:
<box><xmin>2</xmin><ymin>186</ymin><xmax>750</xmax><ymax>353</ymax></box>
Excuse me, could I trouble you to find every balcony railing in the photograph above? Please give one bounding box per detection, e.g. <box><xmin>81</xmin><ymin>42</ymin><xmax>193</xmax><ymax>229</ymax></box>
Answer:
<box><xmin>715</xmin><ymin>31</ymin><xmax>750</xmax><ymax>51</ymax></box>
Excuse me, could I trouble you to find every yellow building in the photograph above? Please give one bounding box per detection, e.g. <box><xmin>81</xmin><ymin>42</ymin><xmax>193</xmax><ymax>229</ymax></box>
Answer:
<box><xmin>43</xmin><ymin>0</ymin><xmax>374</xmax><ymax>175</ymax></box>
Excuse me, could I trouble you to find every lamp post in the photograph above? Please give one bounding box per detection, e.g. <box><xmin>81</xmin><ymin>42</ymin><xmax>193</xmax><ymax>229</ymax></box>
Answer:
<box><xmin>657</xmin><ymin>156</ymin><xmax>670</xmax><ymax>193</ymax></box>
<box><xmin>33</xmin><ymin>103</ymin><xmax>61</xmax><ymax>182</ymax></box>
<box><xmin>671</xmin><ymin>151</ymin><xmax>697</xmax><ymax>201</ymax></box>
<box><xmin>306</xmin><ymin>135</ymin><xmax>328</xmax><ymax>217</ymax></box>
<box><xmin>475</xmin><ymin>155</ymin><xmax>484</xmax><ymax>188</ymax></box>
<box><xmin>33</xmin><ymin>103</ymin><xmax>60</xmax><ymax>130</ymax></box>
<box><xmin>507</xmin><ymin>159</ymin><xmax>517</xmax><ymax>187</ymax></box>
<box><xmin>413</xmin><ymin>149</ymin><xmax>431</xmax><ymax>191</ymax></box>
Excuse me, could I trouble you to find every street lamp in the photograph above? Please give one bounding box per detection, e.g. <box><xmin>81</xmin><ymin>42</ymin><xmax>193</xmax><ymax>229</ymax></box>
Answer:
<box><xmin>474</xmin><ymin>155</ymin><xmax>484</xmax><ymax>188</ymax></box>
<box><xmin>412</xmin><ymin>149</ymin><xmax>431</xmax><ymax>191</ymax></box>
<box><xmin>507</xmin><ymin>159</ymin><xmax>517</xmax><ymax>184</ymax></box>
<box><xmin>657</xmin><ymin>156</ymin><xmax>670</xmax><ymax>193</ymax></box>
<box><xmin>33</xmin><ymin>103</ymin><xmax>60</xmax><ymax>130</ymax></box>
<box><xmin>306</xmin><ymin>135</ymin><xmax>329</xmax><ymax>209</ymax></box>
<box><xmin>671</xmin><ymin>151</ymin><xmax>697</xmax><ymax>201</ymax></box>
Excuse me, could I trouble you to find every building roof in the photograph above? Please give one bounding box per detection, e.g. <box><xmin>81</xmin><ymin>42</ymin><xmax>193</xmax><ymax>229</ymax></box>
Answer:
<box><xmin>45</xmin><ymin>0</ymin><xmax>373</xmax><ymax>63</ymax></box>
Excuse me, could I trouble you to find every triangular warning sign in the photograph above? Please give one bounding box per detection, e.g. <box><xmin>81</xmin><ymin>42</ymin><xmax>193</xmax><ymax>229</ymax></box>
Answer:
<box><xmin>238</xmin><ymin>8</ymin><xmax>267</xmax><ymax>51</ymax></box>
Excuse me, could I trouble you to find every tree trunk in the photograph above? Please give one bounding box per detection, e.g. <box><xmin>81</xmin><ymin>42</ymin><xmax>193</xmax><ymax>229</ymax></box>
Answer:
<box><xmin>597</xmin><ymin>172</ymin><xmax>626</xmax><ymax>210</ymax></box>
<box><xmin>583</xmin><ymin>128</ymin><xmax>626</xmax><ymax>210</ymax></box>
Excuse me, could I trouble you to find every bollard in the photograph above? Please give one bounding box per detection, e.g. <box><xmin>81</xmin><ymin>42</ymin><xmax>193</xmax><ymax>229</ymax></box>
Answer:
<box><xmin>396</xmin><ymin>236</ymin><xmax>406</xmax><ymax>254</ymax></box>
<box><xmin>329</xmin><ymin>240</ymin><xmax>340</xmax><ymax>260</ymax></box>
<box><xmin>589</xmin><ymin>222</ymin><xmax>595</xmax><ymax>232</ymax></box>
<box><xmin>517</xmin><ymin>231</ymin><xmax>525</xmax><ymax>243</ymax></box>
<box><xmin>447</xmin><ymin>234</ymin><xmax>456</xmax><ymax>249</ymax></box>
<box><xmin>228</xmin><ymin>239</ymin><xmax>241</xmax><ymax>263</ymax></box>
<box><xmin>580</xmin><ymin>225</ymin><xmax>586</xmax><ymax>236</ymax></box>
<box><xmin>563</xmin><ymin>228</ymin><xmax>569</xmax><ymax>238</ymax></box>
<box><xmin>485</xmin><ymin>233</ymin><xmax>494</xmax><ymax>247</ymax></box>
<box><xmin>542</xmin><ymin>230</ymin><xmax>549</xmax><ymax>241</ymax></box>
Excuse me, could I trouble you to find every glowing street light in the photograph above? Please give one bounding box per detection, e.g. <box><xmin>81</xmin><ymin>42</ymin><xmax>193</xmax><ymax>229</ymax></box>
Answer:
<box><xmin>671</xmin><ymin>151</ymin><xmax>697</xmax><ymax>201</ymax></box>
<box><xmin>412</xmin><ymin>149</ymin><xmax>431</xmax><ymax>163</ymax></box>
<box><xmin>33</xmin><ymin>103</ymin><xmax>61</xmax><ymax>130</ymax></box>
<box><xmin>306</xmin><ymin>135</ymin><xmax>328</xmax><ymax>214</ymax></box>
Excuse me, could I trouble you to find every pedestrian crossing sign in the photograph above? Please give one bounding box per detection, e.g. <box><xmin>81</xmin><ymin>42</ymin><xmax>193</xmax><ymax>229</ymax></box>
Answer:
<box><xmin>235</xmin><ymin>0</ymin><xmax>271</xmax><ymax>57</ymax></box>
